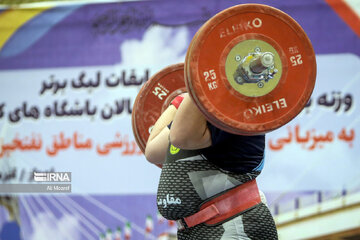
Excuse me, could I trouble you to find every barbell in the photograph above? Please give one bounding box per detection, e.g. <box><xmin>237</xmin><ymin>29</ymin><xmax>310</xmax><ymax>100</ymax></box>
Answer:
<box><xmin>132</xmin><ymin>4</ymin><xmax>316</xmax><ymax>152</ymax></box>
<box><xmin>132</xmin><ymin>63</ymin><xmax>187</xmax><ymax>152</ymax></box>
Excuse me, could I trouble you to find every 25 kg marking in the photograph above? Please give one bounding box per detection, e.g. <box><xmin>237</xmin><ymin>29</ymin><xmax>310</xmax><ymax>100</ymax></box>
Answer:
<box><xmin>153</xmin><ymin>85</ymin><xmax>168</xmax><ymax>100</ymax></box>
<box><xmin>290</xmin><ymin>54</ymin><xmax>303</xmax><ymax>66</ymax></box>
<box><xmin>204</xmin><ymin>69</ymin><xmax>218</xmax><ymax>91</ymax></box>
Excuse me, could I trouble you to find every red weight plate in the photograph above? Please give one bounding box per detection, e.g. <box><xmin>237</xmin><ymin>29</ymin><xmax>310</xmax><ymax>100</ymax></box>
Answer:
<box><xmin>185</xmin><ymin>4</ymin><xmax>316</xmax><ymax>135</ymax></box>
<box><xmin>132</xmin><ymin>63</ymin><xmax>186</xmax><ymax>153</ymax></box>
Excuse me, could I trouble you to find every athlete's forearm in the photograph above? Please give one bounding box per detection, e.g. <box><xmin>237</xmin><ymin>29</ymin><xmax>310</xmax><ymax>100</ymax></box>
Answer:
<box><xmin>170</xmin><ymin>94</ymin><xmax>211</xmax><ymax>149</ymax></box>
<box><xmin>147</xmin><ymin>105</ymin><xmax>177</xmax><ymax>142</ymax></box>
<box><xmin>145</xmin><ymin>105</ymin><xmax>177</xmax><ymax>164</ymax></box>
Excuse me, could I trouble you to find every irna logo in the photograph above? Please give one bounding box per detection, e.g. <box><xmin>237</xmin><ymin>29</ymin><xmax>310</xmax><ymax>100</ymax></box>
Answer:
<box><xmin>34</xmin><ymin>172</ymin><xmax>71</xmax><ymax>182</ymax></box>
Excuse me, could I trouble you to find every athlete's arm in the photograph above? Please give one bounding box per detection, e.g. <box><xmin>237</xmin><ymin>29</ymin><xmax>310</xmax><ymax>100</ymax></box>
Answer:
<box><xmin>170</xmin><ymin>93</ymin><xmax>212</xmax><ymax>149</ymax></box>
<box><xmin>144</xmin><ymin>105</ymin><xmax>177</xmax><ymax>164</ymax></box>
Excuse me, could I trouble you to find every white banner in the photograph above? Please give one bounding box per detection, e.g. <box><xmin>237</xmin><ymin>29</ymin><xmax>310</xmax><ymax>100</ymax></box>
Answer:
<box><xmin>260</xmin><ymin>53</ymin><xmax>359</xmax><ymax>192</ymax></box>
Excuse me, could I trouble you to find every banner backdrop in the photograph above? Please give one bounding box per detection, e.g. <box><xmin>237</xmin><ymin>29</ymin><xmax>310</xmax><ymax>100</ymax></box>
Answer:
<box><xmin>0</xmin><ymin>0</ymin><xmax>359</xmax><ymax>239</ymax></box>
